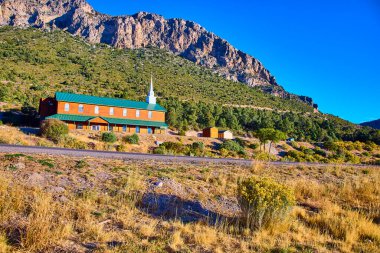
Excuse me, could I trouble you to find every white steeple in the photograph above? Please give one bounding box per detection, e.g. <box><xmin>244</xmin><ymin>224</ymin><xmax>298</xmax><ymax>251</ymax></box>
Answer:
<box><xmin>146</xmin><ymin>75</ymin><xmax>157</xmax><ymax>104</ymax></box>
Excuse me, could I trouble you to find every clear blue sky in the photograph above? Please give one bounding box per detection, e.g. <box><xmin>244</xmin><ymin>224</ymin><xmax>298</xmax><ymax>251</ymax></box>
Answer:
<box><xmin>87</xmin><ymin>0</ymin><xmax>380</xmax><ymax>124</ymax></box>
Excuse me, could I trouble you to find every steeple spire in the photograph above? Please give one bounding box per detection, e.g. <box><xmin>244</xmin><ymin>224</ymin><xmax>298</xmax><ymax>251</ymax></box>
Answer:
<box><xmin>146</xmin><ymin>75</ymin><xmax>157</xmax><ymax>104</ymax></box>
<box><xmin>149</xmin><ymin>75</ymin><xmax>154</xmax><ymax>95</ymax></box>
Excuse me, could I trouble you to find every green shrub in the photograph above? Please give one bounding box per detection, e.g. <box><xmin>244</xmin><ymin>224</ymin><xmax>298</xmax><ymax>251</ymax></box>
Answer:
<box><xmin>59</xmin><ymin>136</ymin><xmax>87</xmax><ymax>149</ymax></box>
<box><xmin>364</xmin><ymin>142</ymin><xmax>376</xmax><ymax>151</ymax></box>
<box><xmin>123</xmin><ymin>134</ymin><xmax>139</xmax><ymax>144</ymax></box>
<box><xmin>248</xmin><ymin>143</ymin><xmax>259</xmax><ymax>150</ymax></box>
<box><xmin>362</xmin><ymin>169</ymin><xmax>370</xmax><ymax>175</ymax></box>
<box><xmin>284</xmin><ymin>150</ymin><xmax>305</xmax><ymax>162</ymax></box>
<box><xmin>314</xmin><ymin>147</ymin><xmax>327</xmax><ymax>157</ymax></box>
<box><xmin>237</xmin><ymin>177</ymin><xmax>295</xmax><ymax>230</ymax></box>
<box><xmin>4</xmin><ymin>153</ymin><xmax>26</xmax><ymax>160</ymax></box>
<box><xmin>353</xmin><ymin>141</ymin><xmax>364</xmax><ymax>151</ymax></box>
<box><xmin>153</xmin><ymin>146</ymin><xmax>167</xmax><ymax>155</ymax></box>
<box><xmin>101</xmin><ymin>132</ymin><xmax>117</xmax><ymax>143</ymax></box>
<box><xmin>289</xmin><ymin>141</ymin><xmax>299</xmax><ymax>150</ymax></box>
<box><xmin>234</xmin><ymin>138</ymin><xmax>246</xmax><ymax>147</ymax></box>
<box><xmin>36</xmin><ymin>138</ymin><xmax>54</xmax><ymax>147</ymax></box>
<box><xmin>219</xmin><ymin>148</ymin><xmax>229</xmax><ymax>157</ymax></box>
<box><xmin>303</xmin><ymin>148</ymin><xmax>315</xmax><ymax>155</ymax></box>
<box><xmin>190</xmin><ymin>142</ymin><xmax>205</xmax><ymax>156</ymax></box>
<box><xmin>345</xmin><ymin>152</ymin><xmax>360</xmax><ymax>164</ymax></box>
<box><xmin>0</xmin><ymin>120</ymin><xmax>3</xmax><ymax>125</ymax></box>
<box><xmin>40</xmin><ymin>119</ymin><xmax>69</xmax><ymax>142</ymax></box>
<box><xmin>191</xmin><ymin>142</ymin><xmax>204</xmax><ymax>151</ymax></box>
<box><xmin>116</xmin><ymin>144</ymin><xmax>127</xmax><ymax>152</ymax></box>
<box><xmin>157</xmin><ymin>142</ymin><xmax>188</xmax><ymax>155</ymax></box>
<box><xmin>344</xmin><ymin>142</ymin><xmax>355</xmax><ymax>151</ymax></box>
<box><xmin>75</xmin><ymin>160</ymin><xmax>88</xmax><ymax>169</ymax></box>
<box><xmin>324</xmin><ymin>141</ymin><xmax>339</xmax><ymax>151</ymax></box>
<box><xmin>253</xmin><ymin>151</ymin><xmax>277</xmax><ymax>161</ymax></box>
<box><xmin>362</xmin><ymin>151</ymin><xmax>370</xmax><ymax>157</ymax></box>
<box><xmin>220</xmin><ymin>140</ymin><xmax>245</xmax><ymax>153</ymax></box>
<box><xmin>37</xmin><ymin>159</ymin><xmax>54</xmax><ymax>168</ymax></box>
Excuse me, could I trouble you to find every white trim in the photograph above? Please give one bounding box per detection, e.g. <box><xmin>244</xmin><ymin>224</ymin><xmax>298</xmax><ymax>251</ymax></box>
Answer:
<box><xmin>78</xmin><ymin>104</ymin><xmax>84</xmax><ymax>113</ymax></box>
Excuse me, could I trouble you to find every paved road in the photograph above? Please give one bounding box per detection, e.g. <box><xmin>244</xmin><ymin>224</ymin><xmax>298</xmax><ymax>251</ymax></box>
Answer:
<box><xmin>0</xmin><ymin>144</ymin><xmax>255</xmax><ymax>166</ymax></box>
<box><xmin>0</xmin><ymin>144</ymin><xmax>376</xmax><ymax>168</ymax></box>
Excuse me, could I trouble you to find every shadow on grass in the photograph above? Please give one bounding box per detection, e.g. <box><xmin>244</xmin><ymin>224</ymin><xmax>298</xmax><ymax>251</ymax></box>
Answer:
<box><xmin>0</xmin><ymin>106</ymin><xmax>40</xmax><ymax>127</ymax></box>
<box><xmin>19</xmin><ymin>127</ymin><xmax>40</xmax><ymax>135</ymax></box>
<box><xmin>138</xmin><ymin>193</ymin><xmax>239</xmax><ymax>226</ymax></box>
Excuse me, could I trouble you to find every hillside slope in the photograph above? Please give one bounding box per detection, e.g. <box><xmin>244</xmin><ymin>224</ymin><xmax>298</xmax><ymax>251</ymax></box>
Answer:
<box><xmin>0</xmin><ymin>0</ymin><xmax>316</xmax><ymax>106</ymax></box>
<box><xmin>0</xmin><ymin>27</ymin><xmax>313</xmax><ymax>112</ymax></box>
<box><xmin>1</xmin><ymin>27</ymin><xmax>380</xmax><ymax>145</ymax></box>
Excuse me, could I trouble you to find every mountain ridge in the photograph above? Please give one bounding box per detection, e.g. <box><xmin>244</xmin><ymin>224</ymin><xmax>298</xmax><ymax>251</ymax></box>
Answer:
<box><xmin>0</xmin><ymin>0</ymin><xmax>316</xmax><ymax>107</ymax></box>
<box><xmin>361</xmin><ymin>119</ymin><xmax>380</xmax><ymax>130</ymax></box>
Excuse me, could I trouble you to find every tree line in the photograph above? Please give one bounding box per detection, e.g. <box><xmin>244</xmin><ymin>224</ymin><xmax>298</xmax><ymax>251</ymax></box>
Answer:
<box><xmin>161</xmin><ymin>98</ymin><xmax>380</xmax><ymax>144</ymax></box>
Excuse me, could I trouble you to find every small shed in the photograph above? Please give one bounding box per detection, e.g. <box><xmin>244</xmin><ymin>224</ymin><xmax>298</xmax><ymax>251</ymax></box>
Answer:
<box><xmin>218</xmin><ymin>130</ymin><xmax>234</xmax><ymax>140</ymax></box>
<box><xmin>203</xmin><ymin>127</ymin><xmax>219</xmax><ymax>138</ymax></box>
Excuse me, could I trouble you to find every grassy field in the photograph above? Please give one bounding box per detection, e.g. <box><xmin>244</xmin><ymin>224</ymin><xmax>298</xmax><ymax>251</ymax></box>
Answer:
<box><xmin>0</xmin><ymin>153</ymin><xmax>379</xmax><ymax>252</ymax></box>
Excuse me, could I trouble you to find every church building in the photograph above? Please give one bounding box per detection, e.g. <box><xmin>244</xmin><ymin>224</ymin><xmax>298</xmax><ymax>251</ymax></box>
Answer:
<box><xmin>39</xmin><ymin>77</ymin><xmax>168</xmax><ymax>134</ymax></box>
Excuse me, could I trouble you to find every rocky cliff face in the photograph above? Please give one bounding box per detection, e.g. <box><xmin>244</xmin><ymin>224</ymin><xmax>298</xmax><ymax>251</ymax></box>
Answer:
<box><xmin>0</xmin><ymin>0</ymin><xmax>315</xmax><ymax>105</ymax></box>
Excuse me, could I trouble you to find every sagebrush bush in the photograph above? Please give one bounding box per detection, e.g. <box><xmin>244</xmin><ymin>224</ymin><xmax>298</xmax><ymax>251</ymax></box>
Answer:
<box><xmin>101</xmin><ymin>132</ymin><xmax>117</xmax><ymax>143</ymax></box>
<box><xmin>253</xmin><ymin>151</ymin><xmax>277</xmax><ymax>161</ymax></box>
<box><xmin>40</xmin><ymin>119</ymin><xmax>69</xmax><ymax>142</ymax></box>
<box><xmin>248</xmin><ymin>143</ymin><xmax>259</xmax><ymax>150</ymax></box>
<box><xmin>220</xmin><ymin>140</ymin><xmax>245</xmax><ymax>154</ymax></box>
<box><xmin>237</xmin><ymin>177</ymin><xmax>295</xmax><ymax>230</ymax></box>
<box><xmin>59</xmin><ymin>135</ymin><xmax>87</xmax><ymax>149</ymax></box>
<box><xmin>124</xmin><ymin>134</ymin><xmax>139</xmax><ymax>144</ymax></box>
<box><xmin>154</xmin><ymin>142</ymin><xmax>188</xmax><ymax>155</ymax></box>
<box><xmin>116</xmin><ymin>144</ymin><xmax>128</xmax><ymax>152</ymax></box>
<box><xmin>190</xmin><ymin>142</ymin><xmax>205</xmax><ymax>156</ymax></box>
<box><xmin>153</xmin><ymin>146</ymin><xmax>166</xmax><ymax>155</ymax></box>
<box><xmin>153</xmin><ymin>141</ymin><xmax>207</xmax><ymax>156</ymax></box>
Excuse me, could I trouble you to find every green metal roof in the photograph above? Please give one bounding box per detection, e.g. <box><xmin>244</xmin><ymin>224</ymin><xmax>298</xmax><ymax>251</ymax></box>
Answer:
<box><xmin>46</xmin><ymin>114</ymin><xmax>168</xmax><ymax>128</ymax></box>
<box><xmin>46</xmin><ymin>114</ymin><xmax>93</xmax><ymax>122</ymax></box>
<box><xmin>55</xmin><ymin>92</ymin><xmax>167</xmax><ymax>112</ymax></box>
<box><xmin>101</xmin><ymin>117</ymin><xmax>168</xmax><ymax>128</ymax></box>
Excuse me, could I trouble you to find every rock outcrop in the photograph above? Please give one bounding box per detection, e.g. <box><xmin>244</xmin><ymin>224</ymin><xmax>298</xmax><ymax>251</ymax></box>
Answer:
<box><xmin>0</xmin><ymin>0</ymin><xmax>315</xmax><ymax>105</ymax></box>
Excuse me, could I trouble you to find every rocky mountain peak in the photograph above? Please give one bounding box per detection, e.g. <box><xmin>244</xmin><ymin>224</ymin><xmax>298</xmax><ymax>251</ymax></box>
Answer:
<box><xmin>0</xmin><ymin>0</ymin><xmax>316</xmax><ymax>106</ymax></box>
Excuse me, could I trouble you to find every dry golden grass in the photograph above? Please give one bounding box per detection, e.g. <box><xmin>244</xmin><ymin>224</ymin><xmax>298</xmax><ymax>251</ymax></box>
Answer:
<box><xmin>0</xmin><ymin>233</ymin><xmax>9</xmax><ymax>253</ymax></box>
<box><xmin>0</xmin><ymin>178</ymin><xmax>72</xmax><ymax>252</ymax></box>
<box><xmin>0</xmin><ymin>126</ymin><xmax>35</xmax><ymax>146</ymax></box>
<box><xmin>297</xmin><ymin>202</ymin><xmax>380</xmax><ymax>252</ymax></box>
<box><xmin>169</xmin><ymin>230</ymin><xmax>184</xmax><ymax>251</ymax></box>
<box><xmin>0</xmin><ymin>153</ymin><xmax>379</xmax><ymax>252</ymax></box>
